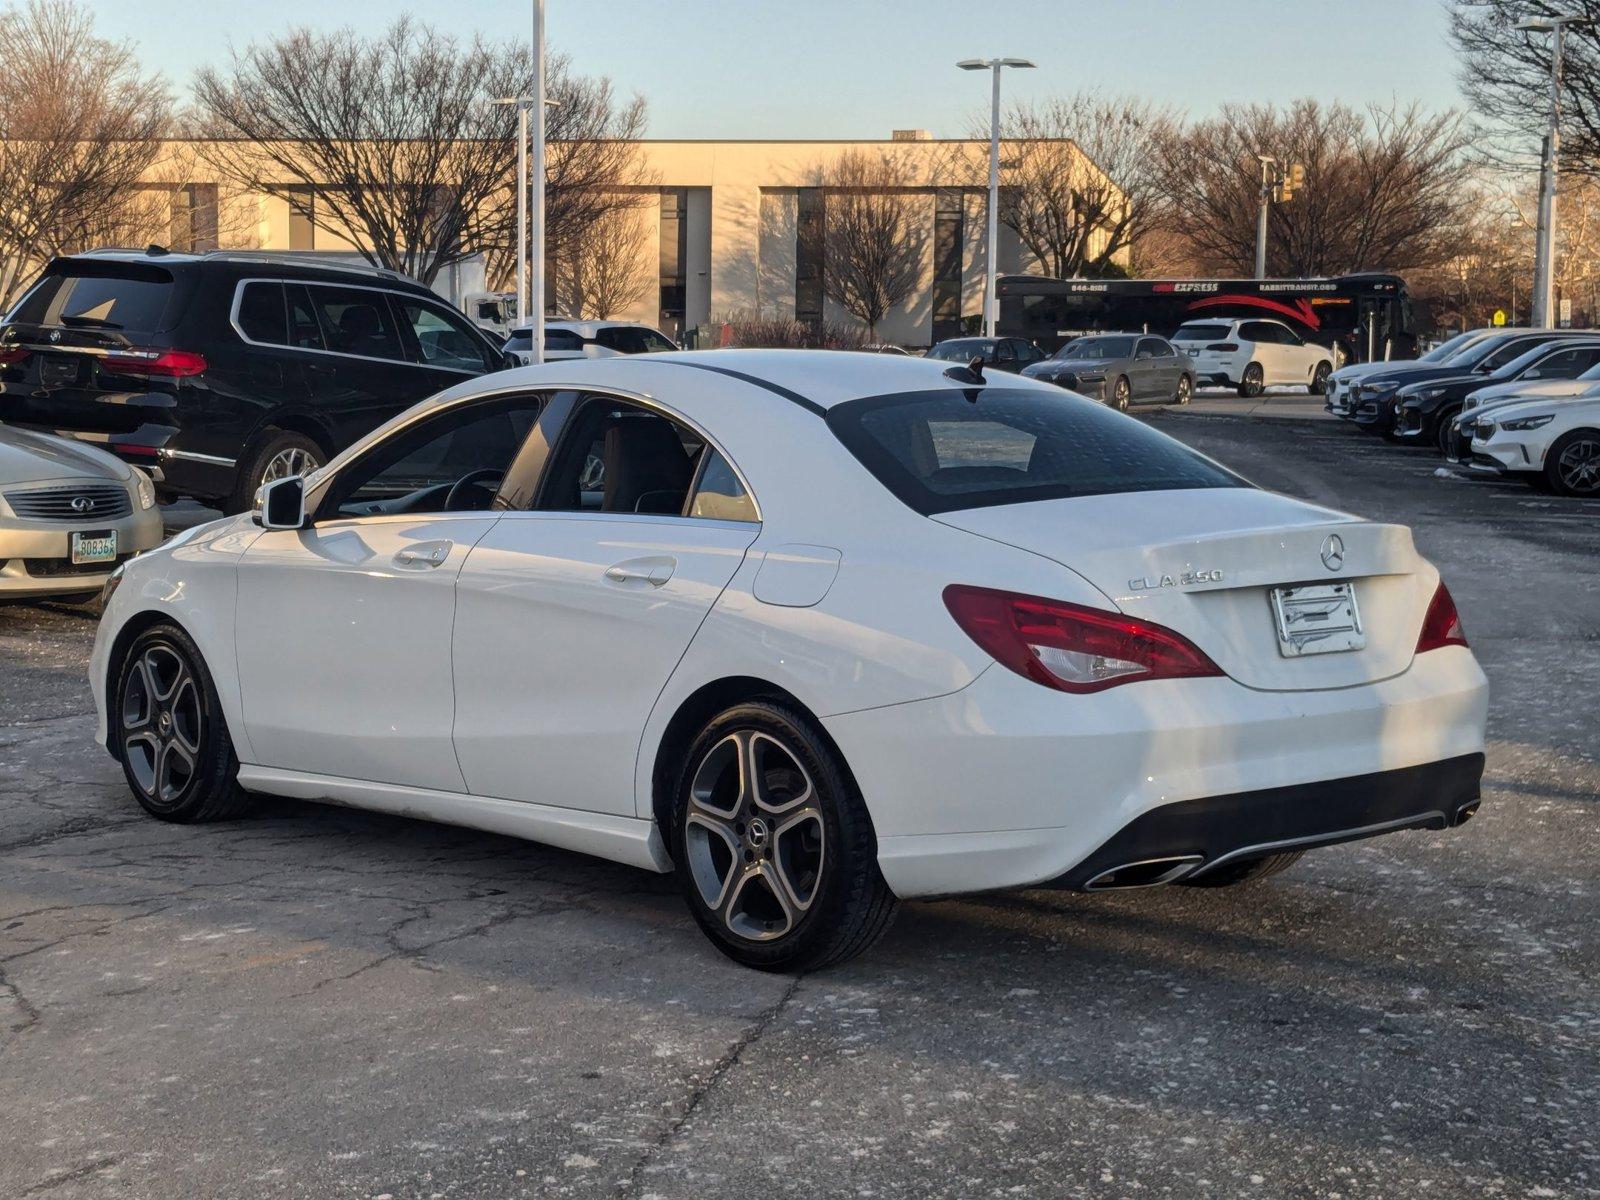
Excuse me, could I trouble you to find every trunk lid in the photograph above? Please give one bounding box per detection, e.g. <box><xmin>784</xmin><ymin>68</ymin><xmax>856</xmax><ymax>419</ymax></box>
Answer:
<box><xmin>936</xmin><ymin>488</ymin><xmax>1433</xmax><ymax>692</ymax></box>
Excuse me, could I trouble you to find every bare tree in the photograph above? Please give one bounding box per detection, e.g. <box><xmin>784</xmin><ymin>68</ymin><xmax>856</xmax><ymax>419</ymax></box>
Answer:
<box><xmin>550</xmin><ymin>196</ymin><xmax>653</xmax><ymax>318</ymax></box>
<box><xmin>192</xmin><ymin>18</ymin><xmax>651</xmax><ymax>287</ymax></box>
<box><xmin>973</xmin><ymin>92</ymin><xmax>1180</xmax><ymax>279</ymax></box>
<box><xmin>0</xmin><ymin>0</ymin><xmax>171</xmax><ymax>305</ymax></box>
<box><xmin>819</xmin><ymin>149</ymin><xmax>925</xmax><ymax>337</ymax></box>
<box><xmin>1154</xmin><ymin>100</ymin><xmax>1474</xmax><ymax>277</ymax></box>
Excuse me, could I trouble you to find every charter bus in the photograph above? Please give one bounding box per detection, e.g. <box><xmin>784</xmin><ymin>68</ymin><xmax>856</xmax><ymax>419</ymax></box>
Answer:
<box><xmin>996</xmin><ymin>273</ymin><xmax>1420</xmax><ymax>363</ymax></box>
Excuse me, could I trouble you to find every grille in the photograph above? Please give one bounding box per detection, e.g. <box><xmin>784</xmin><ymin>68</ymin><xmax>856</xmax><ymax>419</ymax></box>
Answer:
<box><xmin>4</xmin><ymin>483</ymin><xmax>131</xmax><ymax>520</ymax></box>
<box><xmin>23</xmin><ymin>555</ymin><xmax>129</xmax><ymax>577</ymax></box>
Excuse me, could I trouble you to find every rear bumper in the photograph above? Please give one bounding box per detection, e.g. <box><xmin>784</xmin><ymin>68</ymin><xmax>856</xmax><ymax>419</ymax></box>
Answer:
<box><xmin>1046</xmin><ymin>753</ymin><xmax>1483</xmax><ymax>890</ymax></box>
<box><xmin>826</xmin><ymin>647</ymin><xmax>1488</xmax><ymax>898</ymax></box>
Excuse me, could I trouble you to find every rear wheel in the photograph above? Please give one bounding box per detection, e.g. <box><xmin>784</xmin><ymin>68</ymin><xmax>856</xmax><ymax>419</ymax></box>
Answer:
<box><xmin>228</xmin><ymin>430</ymin><xmax>324</xmax><ymax>515</ymax></box>
<box><xmin>671</xmin><ymin>701</ymin><xmax>898</xmax><ymax>971</ymax></box>
<box><xmin>1111</xmin><ymin>376</ymin><xmax>1131</xmax><ymax>412</ymax></box>
<box><xmin>1435</xmin><ymin>408</ymin><xmax>1462</xmax><ymax>456</ymax></box>
<box><xmin>1310</xmin><ymin>361</ymin><xmax>1332</xmax><ymax>395</ymax></box>
<box><xmin>1546</xmin><ymin>428</ymin><xmax>1600</xmax><ymax>496</ymax></box>
<box><xmin>114</xmin><ymin>624</ymin><xmax>251</xmax><ymax>823</ymax></box>
<box><xmin>1178</xmin><ymin>850</ymin><xmax>1304</xmax><ymax>888</ymax></box>
<box><xmin>1237</xmin><ymin>363</ymin><xmax>1264</xmax><ymax>398</ymax></box>
<box><xmin>1173</xmin><ymin>374</ymin><xmax>1193</xmax><ymax>405</ymax></box>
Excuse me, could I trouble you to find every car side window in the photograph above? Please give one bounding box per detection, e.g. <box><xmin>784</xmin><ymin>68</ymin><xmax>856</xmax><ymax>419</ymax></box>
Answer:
<box><xmin>546</xmin><ymin>329</ymin><xmax>585</xmax><ymax>353</ymax></box>
<box><xmin>1136</xmin><ymin>337</ymin><xmax>1164</xmax><ymax>360</ymax></box>
<box><xmin>639</xmin><ymin>329</ymin><xmax>677</xmax><ymax>353</ymax></box>
<box><xmin>235</xmin><ymin>282</ymin><xmax>287</xmax><ymax>344</ymax></box>
<box><xmin>595</xmin><ymin>327</ymin><xmax>646</xmax><ymax>354</ymax></box>
<box><xmin>689</xmin><ymin>450</ymin><xmax>757</xmax><ymax>522</ymax></box>
<box><xmin>994</xmin><ymin>341</ymin><xmax>1016</xmax><ymax>363</ymax></box>
<box><xmin>285</xmin><ymin>283</ymin><xmax>325</xmax><ymax>351</ymax></box>
<box><xmin>1239</xmin><ymin>321</ymin><xmax>1267</xmax><ymax>343</ymax></box>
<box><xmin>321</xmin><ymin>396</ymin><xmax>544</xmax><ymax>519</ymax></box>
<box><xmin>308</xmin><ymin>285</ymin><xmax>405</xmax><ymax>362</ymax></box>
<box><xmin>395</xmin><ymin>296</ymin><xmax>493</xmax><ymax>373</ymax></box>
<box><xmin>537</xmin><ymin>396</ymin><xmax>705</xmax><ymax>516</ymax></box>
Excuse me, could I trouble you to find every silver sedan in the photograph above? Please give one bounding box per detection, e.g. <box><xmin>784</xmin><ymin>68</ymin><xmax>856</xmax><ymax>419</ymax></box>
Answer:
<box><xmin>0</xmin><ymin>427</ymin><xmax>163</xmax><ymax>601</ymax></box>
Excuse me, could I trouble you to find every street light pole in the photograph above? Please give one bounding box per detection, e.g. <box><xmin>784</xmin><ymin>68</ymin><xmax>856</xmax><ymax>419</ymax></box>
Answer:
<box><xmin>958</xmin><ymin>56</ymin><xmax>1035</xmax><ymax>338</ymax></box>
<box><xmin>1520</xmin><ymin>13</ymin><xmax>1590</xmax><ymax>328</ymax></box>
<box><xmin>516</xmin><ymin>103</ymin><xmax>528</xmax><ymax>328</ymax></box>
<box><xmin>530</xmin><ymin>0</ymin><xmax>547</xmax><ymax>362</ymax></box>
<box><xmin>1254</xmin><ymin>155</ymin><xmax>1276</xmax><ymax>280</ymax></box>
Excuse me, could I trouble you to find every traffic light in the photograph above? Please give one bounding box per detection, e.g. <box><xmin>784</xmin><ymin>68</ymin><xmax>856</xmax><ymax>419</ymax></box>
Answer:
<box><xmin>1279</xmin><ymin>162</ymin><xmax>1306</xmax><ymax>202</ymax></box>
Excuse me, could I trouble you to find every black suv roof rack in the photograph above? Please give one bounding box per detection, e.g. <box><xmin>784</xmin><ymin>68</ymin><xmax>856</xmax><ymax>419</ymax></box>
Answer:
<box><xmin>73</xmin><ymin>246</ymin><xmax>412</xmax><ymax>285</ymax></box>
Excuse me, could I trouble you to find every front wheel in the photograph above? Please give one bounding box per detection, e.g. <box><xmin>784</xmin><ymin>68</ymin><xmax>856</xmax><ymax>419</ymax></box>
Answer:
<box><xmin>1173</xmin><ymin>374</ymin><xmax>1192</xmax><ymax>405</ymax></box>
<box><xmin>1310</xmin><ymin>361</ymin><xmax>1332</xmax><ymax>395</ymax></box>
<box><xmin>1237</xmin><ymin>363</ymin><xmax>1264</xmax><ymax>398</ymax></box>
<box><xmin>1111</xmin><ymin>376</ymin><xmax>1131</xmax><ymax>412</ymax></box>
<box><xmin>1546</xmin><ymin>428</ymin><xmax>1600</xmax><ymax>496</ymax></box>
<box><xmin>1435</xmin><ymin>410</ymin><xmax>1461</xmax><ymax>456</ymax></box>
<box><xmin>671</xmin><ymin>701</ymin><xmax>898</xmax><ymax>971</ymax></box>
<box><xmin>114</xmin><ymin>624</ymin><xmax>252</xmax><ymax>822</ymax></box>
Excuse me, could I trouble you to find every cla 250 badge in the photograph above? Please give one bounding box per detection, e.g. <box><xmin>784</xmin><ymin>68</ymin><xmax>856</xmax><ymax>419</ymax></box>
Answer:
<box><xmin>1128</xmin><ymin>569</ymin><xmax>1225</xmax><ymax>591</ymax></box>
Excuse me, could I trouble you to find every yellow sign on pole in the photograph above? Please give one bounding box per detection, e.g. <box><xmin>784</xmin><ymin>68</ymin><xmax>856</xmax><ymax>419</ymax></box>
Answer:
<box><xmin>1492</xmin><ymin>309</ymin><xmax>1507</xmax><ymax>327</ymax></box>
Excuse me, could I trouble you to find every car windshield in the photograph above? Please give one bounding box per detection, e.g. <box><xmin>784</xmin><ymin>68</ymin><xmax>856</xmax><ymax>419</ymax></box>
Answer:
<box><xmin>826</xmin><ymin>387</ymin><xmax>1247</xmax><ymax>515</ymax></box>
<box><xmin>927</xmin><ymin>339</ymin><xmax>994</xmax><ymax>361</ymax></box>
<box><xmin>1452</xmin><ymin>335</ymin><xmax>1526</xmax><ymax>369</ymax></box>
<box><xmin>1172</xmin><ymin>323</ymin><xmax>1231</xmax><ymax>342</ymax></box>
<box><xmin>1425</xmin><ymin>330</ymin><xmax>1488</xmax><ymax>362</ymax></box>
<box><xmin>1053</xmin><ymin>336</ymin><xmax>1135</xmax><ymax>361</ymax></box>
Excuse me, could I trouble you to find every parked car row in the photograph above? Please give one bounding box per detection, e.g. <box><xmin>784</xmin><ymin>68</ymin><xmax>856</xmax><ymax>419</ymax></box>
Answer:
<box><xmin>1324</xmin><ymin>325</ymin><xmax>1600</xmax><ymax>496</ymax></box>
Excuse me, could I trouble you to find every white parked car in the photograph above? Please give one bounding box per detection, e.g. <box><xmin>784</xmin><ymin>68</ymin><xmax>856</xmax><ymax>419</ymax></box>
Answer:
<box><xmin>1171</xmin><ymin>318</ymin><xmax>1334</xmax><ymax>397</ymax></box>
<box><xmin>0</xmin><ymin>426</ymin><xmax>163</xmax><ymax>601</ymax></box>
<box><xmin>1466</xmin><ymin>394</ymin><xmax>1600</xmax><ymax>495</ymax></box>
<box><xmin>1444</xmin><ymin>368</ymin><xmax>1600</xmax><ymax>461</ymax></box>
<box><xmin>504</xmin><ymin>320</ymin><xmax>678</xmax><ymax>365</ymax></box>
<box><xmin>89</xmin><ymin>352</ymin><xmax>1489</xmax><ymax>970</ymax></box>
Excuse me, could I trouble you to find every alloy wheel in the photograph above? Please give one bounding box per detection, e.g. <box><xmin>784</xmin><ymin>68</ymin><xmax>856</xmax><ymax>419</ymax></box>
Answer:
<box><xmin>120</xmin><ymin>643</ymin><xmax>203</xmax><ymax>809</ymax></box>
<box><xmin>683</xmin><ymin>729</ymin><xmax>825</xmax><ymax>943</ymax></box>
<box><xmin>1557</xmin><ymin>436</ymin><xmax>1600</xmax><ymax>494</ymax></box>
<box><xmin>1175</xmin><ymin>375</ymin><xmax>1192</xmax><ymax>405</ymax></box>
<box><xmin>1114</xmin><ymin>377</ymin><xmax>1130</xmax><ymax>411</ymax></box>
<box><xmin>261</xmin><ymin>446</ymin><xmax>319</xmax><ymax>484</ymax></box>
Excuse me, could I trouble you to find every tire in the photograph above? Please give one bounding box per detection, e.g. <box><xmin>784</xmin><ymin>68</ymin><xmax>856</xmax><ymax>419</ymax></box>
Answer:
<box><xmin>1310</xmin><ymin>361</ymin><xmax>1332</xmax><ymax>395</ymax></box>
<box><xmin>670</xmin><ymin>700</ymin><xmax>898</xmax><ymax>972</ymax></box>
<box><xmin>1177</xmin><ymin>850</ymin><xmax>1304</xmax><ymax>888</ymax></box>
<box><xmin>113</xmin><ymin>623</ymin><xmax>252</xmax><ymax>823</ymax></box>
<box><xmin>1173</xmin><ymin>374</ymin><xmax>1193</xmax><ymax>405</ymax></box>
<box><xmin>227</xmin><ymin>430</ymin><xmax>324</xmax><ymax>515</ymax></box>
<box><xmin>1111</xmin><ymin>376</ymin><xmax>1131</xmax><ymax>412</ymax></box>
<box><xmin>1237</xmin><ymin>363</ymin><xmax>1264</xmax><ymax>398</ymax></box>
<box><xmin>1434</xmin><ymin>409</ymin><xmax>1461</xmax><ymax>457</ymax></box>
<box><xmin>1545</xmin><ymin>428</ymin><xmax>1600</xmax><ymax>496</ymax></box>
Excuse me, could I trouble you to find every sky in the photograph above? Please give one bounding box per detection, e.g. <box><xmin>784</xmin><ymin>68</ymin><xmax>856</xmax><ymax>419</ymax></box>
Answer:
<box><xmin>90</xmin><ymin>0</ymin><xmax>1466</xmax><ymax>139</ymax></box>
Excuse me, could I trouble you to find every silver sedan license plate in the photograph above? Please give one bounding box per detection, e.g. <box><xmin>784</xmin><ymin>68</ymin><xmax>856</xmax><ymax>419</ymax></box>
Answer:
<box><xmin>70</xmin><ymin>529</ymin><xmax>117</xmax><ymax>565</ymax></box>
<box><xmin>1271</xmin><ymin>582</ymin><xmax>1364</xmax><ymax>657</ymax></box>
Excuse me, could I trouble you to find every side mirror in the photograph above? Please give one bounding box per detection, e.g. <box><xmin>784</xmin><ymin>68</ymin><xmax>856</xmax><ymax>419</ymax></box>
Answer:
<box><xmin>254</xmin><ymin>475</ymin><xmax>306</xmax><ymax>530</ymax></box>
<box><xmin>500</xmin><ymin>351</ymin><xmax>520</xmax><ymax>371</ymax></box>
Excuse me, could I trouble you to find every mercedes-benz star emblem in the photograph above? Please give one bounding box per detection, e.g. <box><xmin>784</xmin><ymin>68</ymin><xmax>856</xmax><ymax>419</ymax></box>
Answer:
<box><xmin>1320</xmin><ymin>533</ymin><xmax>1346</xmax><ymax>572</ymax></box>
<box><xmin>70</xmin><ymin>495</ymin><xmax>95</xmax><ymax>513</ymax></box>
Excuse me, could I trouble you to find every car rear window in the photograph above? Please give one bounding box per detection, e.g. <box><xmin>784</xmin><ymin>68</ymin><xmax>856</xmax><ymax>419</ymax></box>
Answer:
<box><xmin>8</xmin><ymin>264</ymin><xmax>179</xmax><ymax>333</ymax></box>
<box><xmin>827</xmin><ymin>387</ymin><xmax>1247</xmax><ymax>515</ymax></box>
<box><xmin>1173</xmin><ymin>323</ymin><xmax>1231</xmax><ymax>342</ymax></box>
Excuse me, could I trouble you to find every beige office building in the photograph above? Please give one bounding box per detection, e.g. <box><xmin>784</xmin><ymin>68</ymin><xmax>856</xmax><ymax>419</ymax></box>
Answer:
<box><xmin>150</xmin><ymin>133</ymin><xmax>1119</xmax><ymax>346</ymax></box>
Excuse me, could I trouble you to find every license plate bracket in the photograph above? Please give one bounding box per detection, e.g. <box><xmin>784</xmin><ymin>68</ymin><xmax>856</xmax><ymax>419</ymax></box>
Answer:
<box><xmin>1271</xmin><ymin>582</ymin><xmax>1364</xmax><ymax>657</ymax></box>
<box><xmin>70</xmin><ymin>529</ymin><xmax>117</xmax><ymax>565</ymax></box>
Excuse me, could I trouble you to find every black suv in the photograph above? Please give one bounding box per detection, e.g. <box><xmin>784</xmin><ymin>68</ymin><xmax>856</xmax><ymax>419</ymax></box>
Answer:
<box><xmin>0</xmin><ymin>249</ymin><xmax>511</xmax><ymax>511</ymax></box>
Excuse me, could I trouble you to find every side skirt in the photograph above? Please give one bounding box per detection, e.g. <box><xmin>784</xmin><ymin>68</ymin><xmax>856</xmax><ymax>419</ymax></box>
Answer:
<box><xmin>235</xmin><ymin>765</ymin><xmax>673</xmax><ymax>874</ymax></box>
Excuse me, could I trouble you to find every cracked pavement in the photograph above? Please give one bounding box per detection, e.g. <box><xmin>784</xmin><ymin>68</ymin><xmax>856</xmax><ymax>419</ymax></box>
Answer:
<box><xmin>1</xmin><ymin>417</ymin><xmax>1597</xmax><ymax>1199</ymax></box>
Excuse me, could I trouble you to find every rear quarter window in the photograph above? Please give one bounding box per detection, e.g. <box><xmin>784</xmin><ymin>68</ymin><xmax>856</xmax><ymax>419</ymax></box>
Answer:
<box><xmin>827</xmin><ymin>387</ymin><xmax>1247</xmax><ymax>515</ymax></box>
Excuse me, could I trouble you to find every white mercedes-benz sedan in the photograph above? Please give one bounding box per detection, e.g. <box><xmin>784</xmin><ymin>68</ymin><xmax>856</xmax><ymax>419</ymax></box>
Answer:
<box><xmin>90</xmin><ymin>351</ymin><xmax>1489</xmax><ymax>970</ymax></box>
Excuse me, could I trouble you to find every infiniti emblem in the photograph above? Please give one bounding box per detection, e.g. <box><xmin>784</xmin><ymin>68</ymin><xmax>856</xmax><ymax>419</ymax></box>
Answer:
<box><xmin>1320</xmin><ymin>533</ymin><xmax>1346</xmax><ymax>572</ymax></box>
<box><xmin>70</xmin><ymin>495</ymin><xmax>95</xmax><ymax>513</ymax></box>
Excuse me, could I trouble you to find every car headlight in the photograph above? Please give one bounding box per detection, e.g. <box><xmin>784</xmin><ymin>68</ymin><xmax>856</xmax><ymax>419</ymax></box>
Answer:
<box><xmin>1077</xmin><ymin>372</ymin><xmax>1105</xmax><ymax>384</ymax></box>
<box><xmin>99</xmin><ymin>562</ymin><xmax>126</xmax><ymax>607</ymax></box>
<box><xmin>1501</xmin><ymin>413</ymin><xmax>1555</xmax><ymax>431</ymax></box>
<box><xmin>1416</xmin><ymin>386</ymin><xmax>1446</xmax><ymax>401</ymax></box>
<box><xmin>133</xmin><ymin>469</ymin><xmax>156</xmax><ymax>511</ymax></box>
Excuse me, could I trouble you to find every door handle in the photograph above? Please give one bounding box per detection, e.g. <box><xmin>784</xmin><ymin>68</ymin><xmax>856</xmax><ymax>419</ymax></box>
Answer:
<box><xmin>394</xmin><ymin>541</ymin><xmax>451</xmax><ymax>569</ymax></box>
<box><xmin>604</xmin><ymin>556</ymin><xmax>675</xmax><ymax>587</ymax></box>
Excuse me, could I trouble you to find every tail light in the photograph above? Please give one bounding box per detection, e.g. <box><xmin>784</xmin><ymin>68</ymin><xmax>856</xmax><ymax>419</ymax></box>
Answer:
<box><xmin>943</xmin><ymin>584</ymin><xmax>1222</xmax><ymax>694</ymax></box>
<box><xmin>1207</xmin><ymin>342</ymin><xmax>1239</xmax><ymax>352</ymax></box>
<box><xmin>0</xmin><ymin>346</ymin><xmax>30</xmax><ymax>365</ymax></box>
<box><xmin>100</xmin><ymin>348</ymin><xmax>207</xmax><ymax>378</ymax></box>
<box><xmin>1416</xmin><ymin>581</ymin><xmax>1468</xmax><ymax>652</ymax></box>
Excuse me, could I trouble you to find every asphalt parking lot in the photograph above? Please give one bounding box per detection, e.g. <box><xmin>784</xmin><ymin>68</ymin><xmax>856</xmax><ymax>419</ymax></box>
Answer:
<box><xmin>2</xmin><ymin>413</ymin><xmax>1596</xmax><ymax>1200</ymax></box>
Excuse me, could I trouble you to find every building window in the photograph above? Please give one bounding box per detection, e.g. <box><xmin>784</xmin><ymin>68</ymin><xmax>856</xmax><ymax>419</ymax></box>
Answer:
<box><xmin>288</xmin><ymin>185</ymin><xmax>316</xmax><ymax>251</ymax></box>
<box><xmin>932</xmin><ymin>187</ymin><xmax>964</xmax><ymax>343</ymax></box>
<box><xmin>795</xmin><ymin>187</ymin><xmax>824</xmax><ymax>326</ymax></box>
<box><xmin>659</xmin><ymin>187</ymin><xmax>688</xmax><ymax>338</ymax></box>
<box><xmin>168</xmin><ymin>184</ymin><xmax>219</xmax><ymax>253</ymax></box>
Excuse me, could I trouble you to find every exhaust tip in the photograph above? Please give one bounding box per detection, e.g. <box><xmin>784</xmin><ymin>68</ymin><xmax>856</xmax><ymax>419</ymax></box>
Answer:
<box><xmin>1453</xmin><ymin>800</ymin><xmax>1480</xmax><ymax>826</ymax></box>
<box><xmin>1084</xmin><ymin>855</ymin><xmax>1204</xmax><ymax>891</ymax></box>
